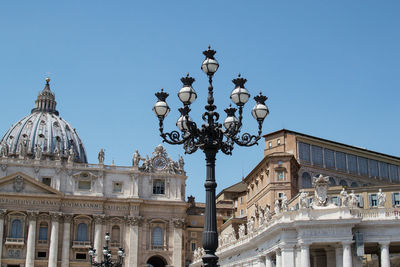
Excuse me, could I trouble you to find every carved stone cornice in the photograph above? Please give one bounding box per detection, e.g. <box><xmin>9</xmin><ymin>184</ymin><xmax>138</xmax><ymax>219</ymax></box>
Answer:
<box><xmin>27</xmin><ymin>210</ymin><xmax>39</xmax><ymax>220</ymax></box>
<box><xmin>49</xmin><ymin>211</ymin><xmax>62</xmax><ymax>222</ymax></box>
<box><xmin>93</xmin><ymin>214</ymin><xmax>106</xmax><ymax>225</ymax></box>
<box><xmin>172</xmin><ymin>218</ymin><xmax>185</xmax><ymax>229</ymax></box>
<box><xmin>63</xmin><ymin>214</ymin><xmax>73</xmax><ymax>223</ymax></box>
<box><xmin>127</xmin><ymin>216</ymin><xmax>144</xmax><ymax>226</ymax></box>
<box><xmin>0</xmin><ymin>209</ymin><xmax>7</xmax><ymax>219</ymax></box>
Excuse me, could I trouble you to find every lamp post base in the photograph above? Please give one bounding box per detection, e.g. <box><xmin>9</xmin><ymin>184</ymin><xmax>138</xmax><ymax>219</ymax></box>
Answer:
<box><xmin>202</xmin><ymin>252</ymin><xmax>219</xmax><ymax>267</ymax></box>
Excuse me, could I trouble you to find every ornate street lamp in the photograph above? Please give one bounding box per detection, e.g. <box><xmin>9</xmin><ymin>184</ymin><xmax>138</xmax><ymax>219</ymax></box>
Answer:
<box><xmin>153</xmin><ymin>46</ymin><xmax>269</xmax><ymax>267</ymax></box>
<box><xmin>88</xmin><ymin>232</ymin><xmax>125</xmax><ymax>267</ymax></box>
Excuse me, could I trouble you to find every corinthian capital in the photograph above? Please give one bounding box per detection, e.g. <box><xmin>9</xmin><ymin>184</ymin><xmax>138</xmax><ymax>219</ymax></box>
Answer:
<box><xmin>172</xmin><ymin>218</ymin><xmax>185</xmax><ymax>229</ymax></box>
<box><xmin>27</xmin><ymin>210</ymin><xmax>39</xmax><ymax>220</ymax></box>
<box><xmin>0</xmin><ymin>209</ymin><xmax>7</xmax><ymax>219</ymax></box>
<box><xmin>127</xmin><ymin>216</ymin><xmax>144</xmax><ymax>226</ymax></box>
<box><xmin>63</xmin><ymin>214</ymin><xmax>73</xmax><ymax>223</ymax></box>
<box><xmin>93</xmin><ymin>214</ymin><xmax>105</xmax><ymax>224</ymax></box>
<box><xmin>49</xmin><ymin>211</ymin><xmax>63</xmax><ymax>222</ymax></box>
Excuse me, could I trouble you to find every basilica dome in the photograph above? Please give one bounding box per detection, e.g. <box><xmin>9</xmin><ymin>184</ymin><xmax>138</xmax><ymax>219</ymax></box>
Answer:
<box><xmin>0</xmin><ymin>78</ymin><xmax>87</xmax><ymax>163</ymax></box>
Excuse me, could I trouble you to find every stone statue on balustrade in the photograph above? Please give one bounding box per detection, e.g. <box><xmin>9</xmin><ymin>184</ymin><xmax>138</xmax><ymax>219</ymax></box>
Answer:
<box><xmin>274</xmin><ymin>198</ymin><xmax>281</xmax><ymax>214</ymax></box>
<box><xmin>132</xmin><ymin>150</ymin><xmax>141</xmax><ymax>167</ymax></box>
<box><xmin>34</xmin><ymin>144</ymin><xmax>42</xmax><ymax>160</ymax></box>
<box><xmin>53</xmin><ymin>146</ymin><xmax>61</xmax><ymax>160</ymax></box>
<box><xmin>178</xmin><ymin>155</ymin><xmax>185</xmax><ymax>173</ymax></box>
<box><xmin>299</xmin><ymin>189</ymin><xmax>309</xmax><ymax>209</ymax></box>
<box><xmin>348</xmin><ymin>190</ymin><xmax>359</xmax><ymax>208</ymax></box>
<box><xmin>0</xmin><ymin>142</ymin><xmax>9</xmax><ymax>158</ymax></box>
<box><xmin>378</xmin><ymin>188</ymin><xmax>386</xmax><ymax>208</ymax></box>
<box><xmin>258</xmin><ymin>206</ymin><xmax>265</xmax><ymax>226</ymax></box>
<box><xmin>281</xmin><ymin>193</ymin><xmax>288</xmax><ymax>211</ymax></box>
<box><xmin>340</xmin><ymin>188</ymin><xmax>349</xmax><ymax>207</ymax></box>
<box><xmin>97</xmin><ymin>149</ymin><xmax>105</xmax><ymax>164</ymax></box>
<box><xmin>247</xmin><ymin>216</ymin><xmax>255</xmax><ymax>234</ymax></box>
<box><xmin>264</xmin><ymin>205</ymin><xmax>271</xmax><ymax>221</ymax></box>
<box><xmin>238</xmin><ymin>224</ymin><xmax>246</xmax><ymax>238</ymax></box>
<box><xmin>68</xmin><ymin>147</ymin><xmax>75</xmax><ymax>163</ymax></box>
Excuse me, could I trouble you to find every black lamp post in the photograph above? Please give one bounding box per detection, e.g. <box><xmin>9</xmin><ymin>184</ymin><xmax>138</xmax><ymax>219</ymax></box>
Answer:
<box><xmin>153</xmin><ymin>47</ymin><xmax>269</xmax><ymax>267</ymax></box>
<box><xmin>88</xmin><ymin>232</ymin><xmax>125</xmax><ymax>267</ymax></box>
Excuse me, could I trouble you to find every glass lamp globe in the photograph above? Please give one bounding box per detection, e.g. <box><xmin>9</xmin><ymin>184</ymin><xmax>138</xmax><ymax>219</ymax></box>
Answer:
<box><xmin>231</xmin><ymin>87</ymin><xmax>250</xmax><ymax>106</ymax></box>
<box><xmin>201</xmin><ymin>58</ymin><xmax>219</xmax><ymax>75</ymax></box>
<box><xmin>251</xmin><ymin>103</ymin><xmax>269</xmax><ymax>121</ymax></box>
<box><xmin>176</xmin><ymin>115</ymin><xmax>191</xmax><ymax>131</ymax></box>
<box><xmin>103</xmin><ymin>249</ymin><xmax>108</xmax><ymax>255</ymax></box>
<box><xmin>118</xmin><ymin>250</ymin><xmax>123</xmax><ymax>256</ymax></box>
<box><xmin>178</xmin><ymin>86</ymin><xmax>197</xmax><ymax>105</ymax></box>
<box><xmin>153</xmin><ymin>101</ymin><xmax>170</xmax><ymax>118</ymax></box>
<box><xmin>88</xmin><ymin>250</ymin><xmax>94</xmax><ymax>256</ymax></box>
<box><xmin>105</xmin><ymin>234</ymin><xmax>111</xmax><ymax>241</ymax></box>
<box><xmin>223</xmin><ymin>115</ymin><xmax>239</xmax><ymax>130</ymax></box>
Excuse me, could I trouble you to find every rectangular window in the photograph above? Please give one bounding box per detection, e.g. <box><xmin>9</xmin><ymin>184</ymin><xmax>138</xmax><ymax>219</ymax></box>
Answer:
<box><xmin>277</xmin><ymin>139</ymin><xmax>281</xmax><ymax>146</ymax></box>
<box><xmin>336</xmin><ymin>151</ymin><xmax>346</xmax><ymax>171</ymax></box>
<box><xmin>324</xmin><ymin>149</ymin><xmax>335</xmax><ymax>169</ymax></box>
<box><xmin>191</xmin><ymin>242</ymin><xmax>196</xmax><ymax>251</ymax></box>
<box><xmin>153</xmin><ymin>180</ymin><xmax>165</xmax><ymax>195</ymax></box>
<box><xmin>78</xmin><ymin>180</ymin><xmax>91</xmax><ymax>190</ymax></box>
<box><xmin>298</xmin><ymin>142</ymin><xmax>311</xmax><ymax>162</ymax></box>
<box><xmin>380</xmin><ymin>162</ymin><xmax>389</xmax><ymax>179</ymax></box>
<box><xmin>389</xmin><ymin>164</ymin><xmax>399</xmax><ymax>182</ymax></box>
<box><xmin>368</xmin><ymin>159</ymin><xmax>378</xmax><ymax>177</ymax></box>
<box><xmin>358</xmin><ymin>157</ymin><xmax>368</xmax><ymax>176</ymax></box>
<box><xmin>37</xmin><ymin>251</ymin><xmax>47</xmax><ymax>258</ymax></box>
<box><xmin>42</xmin><ymin>177</ymin><xmax>51</xmax><ymax>186</ymax></box>
<box><xmin>240</xmin><ymin>209</ymin><xmax>244</xmax><ymax>216</ymax></box>
<box><xmin>312</xmin><ymin>145</ymin><xmax>323</xmax><ymax>166</ymax></box>
<box><xmin>392</xmin><ymin>193</ymin><xmax>400</xmax><ymax>206</ymax></box>
<box><xmin>278</xmin><ymin>192</ymin><xmax>284</xmax><ymax>198</ymax></box>
<box><xmin>112</xmin><ymin>182</ymin><xmax>123</xmax><ymax>193</ymax></box>
<box><xmin>276</xmin><ymin>171</ymin><xmax>285</xmax><ymax>181</ymax></box>
<box><xmin>268</xmin><ymin>142</ymin><xmax>272</xmax><ymax>149</ymax></box>
<box><xmin>369</xmin><ymin>194</ymin><xmax>378</xmax><ymax>207</ymax></box>
<box><xmin>356</xmin><ymin>195</ymin><xmax>364</xmax><ymax>208</ymax></box>
<box><xmin>240</xmin><ymin>197</ymin><xmax>243</xmax><ymax>204</ymax></box>
<box><xmin>39</xmin><ymin>227</ymin><xmax>48</xmax><ymax>240</ymax></box>
<box><xmin>76</xmin><ymin>253</ymin><xmax>87</xmax><ymax>260</ymax></box>
<box><xmin>347</xmin><ymin>154</ymin><xmax>357</xmax><ymax>174</ymax></box>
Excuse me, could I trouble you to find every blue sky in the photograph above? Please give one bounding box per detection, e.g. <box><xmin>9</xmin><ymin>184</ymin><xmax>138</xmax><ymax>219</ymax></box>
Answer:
<box><xmin>0</xmin><ymin>1</ymin><xmax>399</xmax><ymax>202</ymax></box>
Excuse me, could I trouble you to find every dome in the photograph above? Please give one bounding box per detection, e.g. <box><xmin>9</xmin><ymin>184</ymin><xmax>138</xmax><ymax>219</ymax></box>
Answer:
<box><xmin>0</xmin><ymin>78</ymin><xmax>87</xmax><ymax>163</ymax></box>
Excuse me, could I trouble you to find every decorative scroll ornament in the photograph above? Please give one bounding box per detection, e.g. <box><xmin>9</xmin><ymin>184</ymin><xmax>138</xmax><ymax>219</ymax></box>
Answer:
<box><xmin>312</xmin><ymin>174</ymin><xmax>329</xmax><ymax>207</ymax></box>
<box><xmin>173</xmin><ymin>218</ymin><xmax>185</xmax><ymax>229</ymax></box>
<box><xmin>138</xmin><ymin>145</ymin><xmax>185</xmax><ymax>174</ymax></box>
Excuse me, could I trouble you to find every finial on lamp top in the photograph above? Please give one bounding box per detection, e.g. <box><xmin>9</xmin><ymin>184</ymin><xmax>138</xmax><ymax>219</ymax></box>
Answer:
<box><xmin>181</xmin><ymin>73</ymin><xmax>195</xmax><ymax>86</ymax></box>
<box><xmin>203</xmin><ymin>46</ymin><xmax>217</xmax><ymax>59</ymax></box>
<box><xmin>45</xmin><ymin>77</ymin><xmax>50</xmax><ymax>84</ymax></box>
<box><xmin>232</xmin><ymin>73</ymin><xmax>247</xmax><ymax>88</ymax></box>
<box><xmin>155</xmin><ymin>88</ymin><xmax>169</xmax><ymax>102</ymax></box>
<box><xmin>254</xmin><ymin>92</ymin><xmax>268</xmax><ymax>105</ymax></box>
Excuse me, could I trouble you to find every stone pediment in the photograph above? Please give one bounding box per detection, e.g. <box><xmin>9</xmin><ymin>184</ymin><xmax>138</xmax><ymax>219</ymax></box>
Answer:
<box><xmin>0</xmin><ymin>172</ymin><xmax>62</xmax><ymax>196</ymax></box>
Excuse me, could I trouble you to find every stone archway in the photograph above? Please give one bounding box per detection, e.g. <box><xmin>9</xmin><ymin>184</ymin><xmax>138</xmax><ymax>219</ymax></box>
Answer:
<box><xmin>147</xmin><ymin>255</ymin><xmax>167</xmax><ymax>267</ymax></box>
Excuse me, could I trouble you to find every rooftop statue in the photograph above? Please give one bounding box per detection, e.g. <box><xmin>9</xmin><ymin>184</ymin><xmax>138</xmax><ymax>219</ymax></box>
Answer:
<box><xmin>378</xmin><ymin>188</ymin><xmax>386</xmax><ymax>208</ymax></box>
<box><xmin>312</xmin><ymin>174</ymin><xmax>329</xmax><ymax>207</ymax></box>
<box><xmin>98</xmin><ymin>149</ymin><xmax>105</xmax><ymax>164</ymax></box>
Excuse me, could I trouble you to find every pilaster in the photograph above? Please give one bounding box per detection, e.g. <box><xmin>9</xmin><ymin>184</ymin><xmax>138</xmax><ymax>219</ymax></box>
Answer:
<box><xmin>25</xmin><ymin>210</ymin><xmax>39</xmax><ymax>267</ymax></box>
<box><xmin>0</xmin><ymin>209</ymin><xmax>7</xmax><ymax>266</ymax></box>
<box><xmin>380</xmin><ymin>241</ymin><xmax>390</xmax><ymax>267</ymax></box>
<box><xmin>61</xmin><ymin>214</ymin><xmax>73</xmax><ymax>267</ymax></box>
<box><xmin>48</xmin><ymin>212</ymin><xmax>62</xmax><ymax>267</ymax></box>
<box><xmin>93</xmin><ymin>214</ymin><xmax>105</xmax><ymax>262</ymax></box>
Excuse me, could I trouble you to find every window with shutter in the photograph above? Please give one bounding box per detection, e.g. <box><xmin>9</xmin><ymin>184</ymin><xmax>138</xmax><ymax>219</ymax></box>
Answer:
<box><xmin>312</xmin><ymin>146</ymin><xmax>323</xmax><ymax>166</ymax></box>
<box><xmin>347</xmin><ymin>154</ymin><xmax>357</xmax><ymax>174</ymax></box>
<box><xmin>368</xmin><ymin>159</ymin><xmax>378</xmax><ymax>177</ymax></box>
<box><xmin>298</xmin><ymin>142</ymin><xmax>311</xmax><ymax>162</ymax></box>
<box><xmin>324</xmin><ymin>149</ymin><xmax>335</xmax><ymax>169</ymax></box>
<box><xmin>336</xmin><ymin>152</ymin><xmax>346</xmax><ymax>171</ymax></box>
<box><xmin>369</xmin><ymin>194</ymin><xmax>378</xmax><ymax>207</ymax></box>
<box><xmin>380</xmin><ymin>162</ymin><xmax>389</xmax><ymax>179</ymax></box>
<box><xmin>389</xmin><ymin>165</ymin><xmax>399</xmax><ymax>182</ymax></box>
<box><xmin>358</xmin><ymin>157</ymin><xmax>368</xmax><ymax>176</ymax></box>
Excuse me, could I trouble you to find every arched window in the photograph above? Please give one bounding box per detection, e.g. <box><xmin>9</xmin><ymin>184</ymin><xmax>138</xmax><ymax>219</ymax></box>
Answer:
<box><xmin>39</xmin><ymin>222</ymin><xmax>48</xmax><ymax>240</ymax></box>
<box><xmin>339</xmin><ymin>180</ymin><xmax>348</xmax><ymax>187</ymax></box>
<box><xmin>77</xmin><ymin>223</ymin><xmax>88</xmax><ymax>241</ymax></box>
<box><xmin>11</xmin><ymin>219</ymin><xmax>22</xmax><ymax>238</ymax></box>
<box><xmin>111</xmin><ymin>225</ymin><xmax>120</xmax><ymax>242</ymax></box>
<box><xmin>152</xmin><ymin>227</ymin><xmax>163</xmax><ymax>247</ymax></box>
<box><xmin>329</xmin><ymin>177</ymin><xmax>336</xmax><ymax>186</ymax></box>
<box><xmin>302</xmin><ymin>172</ymin><xmax>312</xmax><ymax>188</ymax></box>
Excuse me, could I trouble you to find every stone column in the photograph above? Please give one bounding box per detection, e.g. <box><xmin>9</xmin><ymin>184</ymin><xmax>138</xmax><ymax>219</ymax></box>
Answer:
<box><xmin>281</xmin><ymin>245</ymin><xmax>295</xmax><ymax>267</ymax></box>
<box><xmin>25</xmin><ymin>210</ymin><xmax>39</xmax><ymax>267</ymax></box>
<box><xmin>93</xmin><ymin>214</ymin><xmax>105</xmax><ymax>262</ymax></box>
<box><xmin>276</xmin><ymin>249</ymin><xmax>282</xmax><ymax>267</ymax></box>
<box><xmin>342</xmin><ymin>242</ymin><xmax>353</xmax><ymax>267</ymax></box>
<box><xmin>265</xmin><ymin>254</ymin><xmax>273</xmax><ymax>267</ymax></box>
<box><xmin>255</xmin><ymin>255</ymin><xmax>265</xmax><ymax>267</ymax></box>
<box><xmin>294</xmin><ymin>247</ymin><xmax>301</xmax><ymax>267</ymax></box>
<box><xmin>61</xmin><ymin>214</ymin><xmax>73</xmax><ymax>267</ymax></box>
<box><xmin>326</xmin><ymin>248</ymin><xmax>336</xmax><ymax>267</ymax></box>
<box><xmin>48</xmin><ymin>212</ymin><xmax>62</xmax><ymax>267</ymax></box>
<box><xmin>336</xmin><ymin>246</ymin><xmax>343</xmax><ymax>267</ymax></box>
<box><xmin>380</xmin><ymin>242</ymin><xmax>390</xmax><ymax>267</ymax></box>
<box><xmin>300</xmin><ymin>243</ymin><xmax>311</xmax><ymax>267</ymax></box>
<box><xmin>173</xmin><ymin>219</ymin><xmax>184</xmax><ymax>267</ymax></box>
<box><xmin>127</xmin><ymin>216</ymin><xmax>142</xmax><ymax>267</ymax></box>
<box><xmin>0</xmin><ymin>209</ymin><xmax>7</xmax><ymax>266</ymax></box>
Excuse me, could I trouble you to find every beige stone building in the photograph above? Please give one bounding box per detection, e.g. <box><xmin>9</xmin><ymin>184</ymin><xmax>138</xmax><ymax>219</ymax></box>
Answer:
<box><xmin>0</xmin><ymin>79</ymin><xmax>188</xmax><ymax>267</ymax></box>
